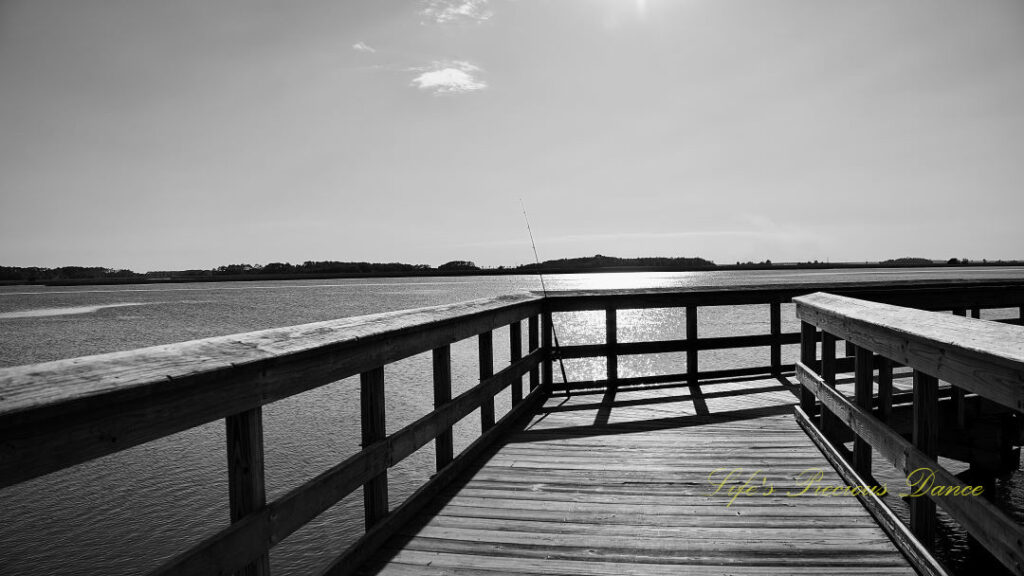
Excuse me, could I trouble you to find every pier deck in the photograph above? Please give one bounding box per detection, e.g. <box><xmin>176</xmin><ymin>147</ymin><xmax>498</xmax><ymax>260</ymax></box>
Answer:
<box><xmin>358</xmin><ymin>376</ymin><xmax>917</xmax><ymax>575</ymax></box>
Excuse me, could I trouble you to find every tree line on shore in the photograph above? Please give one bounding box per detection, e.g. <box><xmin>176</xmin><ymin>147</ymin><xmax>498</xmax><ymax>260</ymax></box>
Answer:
<box><xmin>0</xmin><ymin>255</ymin><xmax>1020</xmax><ymax>283</ymax></box>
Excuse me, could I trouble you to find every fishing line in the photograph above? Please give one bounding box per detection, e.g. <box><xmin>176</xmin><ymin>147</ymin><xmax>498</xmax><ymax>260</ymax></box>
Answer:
<box><xmin>520</xmin><ymin>199</ymin><xmax>570</xmax><ymax>389</ymax></box>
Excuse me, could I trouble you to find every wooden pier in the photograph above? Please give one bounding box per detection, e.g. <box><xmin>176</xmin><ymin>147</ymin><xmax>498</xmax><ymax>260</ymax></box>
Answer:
<box><xmin>2</xmin><ymin>279</ymin><xmax>1024</xmax><ymax>575</ymax></box>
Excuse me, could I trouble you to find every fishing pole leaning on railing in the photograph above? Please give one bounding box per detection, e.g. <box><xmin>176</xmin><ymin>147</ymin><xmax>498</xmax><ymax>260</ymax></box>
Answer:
<box><xmin>520</xmin><ymin>199</ymin><xmax>570</xmax><ymax>389</ymax></box>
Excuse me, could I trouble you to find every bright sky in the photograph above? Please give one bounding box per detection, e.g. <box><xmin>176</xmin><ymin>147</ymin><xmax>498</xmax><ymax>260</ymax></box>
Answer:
<box><xmin>1</xmin><ymin>0</ymin><xmax>1022</xmax><ymax>271</ymax></box>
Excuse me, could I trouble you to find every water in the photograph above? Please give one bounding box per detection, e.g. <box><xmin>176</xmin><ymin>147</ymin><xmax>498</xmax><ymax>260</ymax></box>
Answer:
<box><xmin>1</xmin><ymin>268</ymin><xmax>1023</xmax><ymax>574</ymax></box>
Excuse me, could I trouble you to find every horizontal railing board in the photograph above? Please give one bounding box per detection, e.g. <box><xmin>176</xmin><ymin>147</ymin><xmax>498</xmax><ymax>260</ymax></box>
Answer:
<box><xmin>794</xmin><ymin>292</ymin><xmax>1024</xmax><ymax>412</ymax></box>
<box><xmin>150</xmin><ymin>349</ymin><xmax>542</xmax><ymax>576</ymax></box>
<box><xmin>0</xmin><ymin>294</ymin><xmax>542</xmax><ymax>489</ymax></box>
<box><xmin>796</xmin><ymin>362</ymin><xmax>1024</xmax><ymax>575</ymax></box>
<box><xmin>542</xmin><ymin>280</ymin><xmax>1024</xmax><ymax>311</ymax></box>
<box><xmin>557</xmin><ymin>333</ymin><xmax>801</xmax><ymax>359</ymax></box>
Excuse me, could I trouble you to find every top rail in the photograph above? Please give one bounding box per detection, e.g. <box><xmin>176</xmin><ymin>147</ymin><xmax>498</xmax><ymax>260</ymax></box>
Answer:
<box><xmin>0</xmin><ymin>293</ymin><xmax>543</xmax><ymax>489</ymax></box>
<box><xmin>795</xmin><ymin>292</ymin><xmax>1024</xmax><ymax>411</ymax></box>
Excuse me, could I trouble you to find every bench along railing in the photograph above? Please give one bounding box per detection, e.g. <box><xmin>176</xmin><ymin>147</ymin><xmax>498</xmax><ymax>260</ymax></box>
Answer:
<box><xmin>544</xmin><ymin>280</ymin><xmax>1024</xmax><ymax>392</ymax></box>
<box><xmin>794</xmin><ymin>292</ymin><xmax>1024</xmax><ymax>576</ymax></box>
<box><xmin>0</xmin><ymin>293</ymin><xmax>545</xmax><ymax>576</ymax></box>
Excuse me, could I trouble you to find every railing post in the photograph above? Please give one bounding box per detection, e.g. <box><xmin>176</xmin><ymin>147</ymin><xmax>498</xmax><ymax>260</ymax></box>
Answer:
<box><xmin>528</xmin><ymin>315</ymin><xmax>540</xmax><ymax>390</ymax></box>
<box><xmin>479</xmin><ymin>331</ymin><xmax>495</xmax><ymax>431</ymax></box>
<box><xmin>542</xmin><ymin>310</ymin><xmax>553</xmax><ymax>389</ymax></box>
<box><xmin>769</xmin><ymin>301</ymin><xmax>781</xmax><ymax>375</ymax></box>
<box><xmin>606</xmin><ymin>307</ymin><xmax>617</xmax><ymax>383</ymax></box>
<box><xmin>911</xmin><ymin>370</ymin><xmax>939</xmax><ymax>548</ymax></box>
<box><xmin>225</xmin><ymin>408</ymin><xmax>270</xmax><ymax>576</ymax></box>
<box><xmin>510</xmin><ymin>321</ymin><xmax>522</xmax><ymax>404</ymax></box>
<box><xmin>686</xmin><ymin>305</ymin><xmax>698</xmax><ymax>386</ymax></box>
<box><xmin>799</xmin><ymin>322</ymin><xmax>816</xmax><ymax>415</ymax></box>
<box><xmin>360</xmin><ymin>366</ymin><xmax>388</xmax><ymax>529</ymax></box>
<box><xmin>853</xmin><ymin>347</ymin><xmax>873</xmax><ymax>477</ymax></box>
<box><xmin>951</xmin><ymin>309</ymin><xmax>967</xmax><ymax>428</ymax></box>
<box><xmin>820</xmin><ymin>332</ymin><xmax>840</xmax><ymax>439</ymax></box>
<box><xmin>432</xmin><ymin>345</ymin><xmax>453</xmax><ymax>472</ymax></box>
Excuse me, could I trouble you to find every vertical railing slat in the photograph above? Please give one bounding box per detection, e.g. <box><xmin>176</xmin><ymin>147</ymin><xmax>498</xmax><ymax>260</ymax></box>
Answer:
<box><xmin>479</xmin><ymin>331</ymin><xmax>494</xmax><ymax>431</ymax></box>
<box><xmin>432</xmin><ymin>345</ymin><xmax>453</xmax><ymax>472</ymax></box>
<box><xmin>510</xmin><ymin>321</ymin><xmax>523</xmax><ymax>405</ymax></box>
<box><xmin>820</xmin><ymin>332</ymin><xmax>840</xmax><ymax>439</ymax></box>
<box><xmin>606</xmin><ymin>307</ymin><xmax>618</xmax><ymax>383</ymax></box>
<box><xmin>686</xmin><ymin>305</ymin><xmax>698</xmax><ymax>386</ymax></box>
<box><xmin>542</xmin><ymin>310</ymin><xmax>553</xmax><ymax>389</ymax></box>
<box><xmin>911</xmin><ymin>370</ymin><xmax>939</xmax><ymax>548</ymax></box>
<box><xmin>225</xmin><ymin>408</ymin><xmax>270</xmax><ymax>576</ymax></box>
<box><xmin>528</xmin><ymin>315</ymin><xmax>540</xmax><ymax>390</ymax></box>
<box><xmin>952</xmin><ymin>308</ymin><xmax>967</xmax><ymax>428</ymax></box>
<box><xmin>877</xmin><ymin>356</ymin><xmax>893</xmax><ymax>423</ymax></box>
<box><xmin>360</xmin><ymin>366</ymin><xmax>388</xmax><ymax>529</ymax></box>
<box><xmin>769</xmin><ymin>301</ymin><xmax>781</xmax><ymax>375</ymax></box>
<box><xmin>799</xmin><ymin>322</ymin><xmax>817</xmax><ymax>415</ymax></box>
<box><xmin>853</xmin><ymin>347</ymin><xmax>873</xmax><ymax>477</ymax></box>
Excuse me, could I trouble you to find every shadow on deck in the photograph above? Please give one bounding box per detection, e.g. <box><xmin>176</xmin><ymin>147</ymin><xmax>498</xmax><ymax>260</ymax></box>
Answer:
<box><xmin>358</xmin><ymin>376</ymin><xmax>917</xmax><ymax>576</ymax></box>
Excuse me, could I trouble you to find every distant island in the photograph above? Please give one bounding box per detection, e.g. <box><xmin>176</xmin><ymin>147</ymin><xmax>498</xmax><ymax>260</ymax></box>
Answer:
<box><xmin>1</xmin><ymin>255</ymin><xmax>1021</xmax><ymax>286</ymax></box>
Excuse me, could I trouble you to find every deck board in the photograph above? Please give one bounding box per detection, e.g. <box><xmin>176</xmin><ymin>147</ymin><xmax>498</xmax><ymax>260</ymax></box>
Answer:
<box><xmin>358</xmin><ymin>376</ymin><xmax>917</xmax><ymax>575</ymax></box>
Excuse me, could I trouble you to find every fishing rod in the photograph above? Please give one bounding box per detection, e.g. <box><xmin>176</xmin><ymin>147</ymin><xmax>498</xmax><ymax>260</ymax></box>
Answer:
<box><xmin>520</xmin><ymin>199</ymin><xmax>570</xmax><ymax>387</ymax></box>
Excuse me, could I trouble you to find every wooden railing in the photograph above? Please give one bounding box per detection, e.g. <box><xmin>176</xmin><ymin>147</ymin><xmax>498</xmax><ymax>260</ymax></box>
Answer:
<box><xmin>794</xmin><ymin>292</ymin><xmax>1024</xmax><ymax>576</ymax></box>
<box><xmin>2</xmin><ymin>279</ymin><xmax>1024</xmax><ymax>575</ymax></box>
<box><xmin>0</xmin><ymin>293</ymin><xmax>546</xmax><ymax>576</ymax></box>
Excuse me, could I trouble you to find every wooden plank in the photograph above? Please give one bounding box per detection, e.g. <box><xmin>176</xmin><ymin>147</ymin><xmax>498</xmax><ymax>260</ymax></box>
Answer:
<box><xmin>542</xmin><ymin>310</ymin><xmax>553</xmax><ymax>389</ymax></box>
<box><xmin>877</xmin><ymin>356</ymin><xmax>893</xmax><ymax>424</ymax></box>
<box><xmin>770</xmin><ymin>301</ymin><xmax>782</xmax><ymax>374</ymax></box>
<box><xmin>854</xmin><ymin>347</ymin><xmax>873</xmax><ymax>477</ymax></box>
<box><xmin>0</xmin><ymin>294</ymin><xmax>542</xmax><ymax>489</ymax></box>
<box><xmin>557</xmin><ymin>333</ymin><xmax>800</xmax><ymax>359</ymax></box>
<box><xmin>509</xmin><ymin>321</ymin><xmax>522</xmax><ymax>405</ymax></box>
<box><xmin>606</xmin><ymin>307</ymin><xmax>618</xmax><ymax>382</ymax></box>
<box><xmin>225</xmin><ymin>408</ymin><xmax>270</xmax><ymax>576</ymax></box>
<box><xmin>820</xmin><ymin>332</ymin><xmax>843</xmax><ymax>440</ymax></box>
<box><xmin>361</xmin><ymin>367</ymin><xmax>388</xmax><ymax>529</ymax></box>
<box><xmin>432</xmin><ymin>345</ymin><xmax>453</xmax><ymax>472</ymax></box>
<box><xmin>911</xmin><ymin>370</ymin><xmax>937</xmax><ymax>548</ymax></box>
<box><xmin>794</xmin><ymin>292</ymin><xmax>1024</xmax><ymax>412</ymax></box>
<box><xmin>479</xmin><ymin>331</ymin><xmax>494</xmax><ymax>432</ymax></box>
<box><xmin>796</xmin><ymin>362</ymin><xmax>1024</xmax><ymax>575</ymax></box>
<box><xmin>794</xmin><ymin>407</ymin><xmax>950</xmax><ymax>576</ymax></box>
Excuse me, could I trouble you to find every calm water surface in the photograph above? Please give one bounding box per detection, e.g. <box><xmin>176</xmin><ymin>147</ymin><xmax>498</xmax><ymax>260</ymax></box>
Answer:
<box><xmin>2</xmin><ymin>268</ymin><xmax>1022</xmax><ymax>574</ymax></box>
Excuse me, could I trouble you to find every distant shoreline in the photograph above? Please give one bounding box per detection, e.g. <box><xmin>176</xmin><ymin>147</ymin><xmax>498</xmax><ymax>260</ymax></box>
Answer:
<box><xmin>3</xmin><ymin>261</ymin><xmax>1023</xmax><ymax>287</ymax></box>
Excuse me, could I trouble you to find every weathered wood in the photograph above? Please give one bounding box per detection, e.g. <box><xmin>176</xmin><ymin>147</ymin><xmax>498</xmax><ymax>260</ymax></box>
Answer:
<box><xmin>686</xmin><ymin>305</ymin><xmax>697</xmax><ymax>386</ymax></box>
<box><xmin>509</xmin><ymin>321</ymin><xmax>522</xmax><ymax>405</ymax></box>
<box><xmin>606</xmin><ymin>307</ymin><xmax>618</xmax><ymax>382</ymax></box>
<box><xmin>796</xmin><ymin>363</ymin><xmax>1024</xmax><ymax>574</ymax></box>
<box><xmin>770</xmin><ymin>301</ymin><xmax>782</xmax><ymax>374</ymax></box>
<box><xmin>0</xmin><ymin>294</ymin><xmax>542</xmax><ymax>489</ymax></box>
<box><xmin>911</xmin><ymin>370</ymin><xmax>938</xmax><ymax>548</ymax></box>
<box><xmin>528</xmin><ymin>315</ymin><xmax>540</xmax><ymax>390</ymax></box>
<box><xmin>479</xmin><ymin>331</ymin><xmax>494</xmax><ymax>431</ymax></box>
<box><xmin>151</xmin><ymin>349</ymin><xmax>542</xmax><ymax>576</ymax></box>
<box><xmin>794</xmin><ymin>292</ymin><xmax>1024</xmax><ymax>412</ymax></box>
<box><xmin>432</xmin><ymin>345</ymin><xmax>453</xmax><ymax>472</ymax></box>
<box><xmin>557</xmin><ymin>333</ymin><xmax>801</xmax><ymax>359</ymax></box>
<box><xmin>800</xmin><ymin>322</ymin><xmax>816</xmax><ymax>414</ymax></box>
<box><xmin>321</xmin><ymin>376</ymin><xmax>550</xmax><ymax>576</ymax></box>
<box><xmin>225</xmin><ymin>408</ymin><xmax>270</xmax><ymax>576</ymax></box>
<box><xmin>794</xmin><ymin>407</ymin><xmax>950</xmax><ymax>576</ymax></box>
<box><xmin>361</xmin><ymin>367</ymin><xmax>388</xmax><ymax>529</ymax></box>
<box><xmin>820</xmin><ymin>332</ymin><xmax>843</xmax><ymax>440</ymax></box>
<box><xmin>853</xmin><ymin>347</ymin><xmax>873</xmax><ymax>477</ymax></box>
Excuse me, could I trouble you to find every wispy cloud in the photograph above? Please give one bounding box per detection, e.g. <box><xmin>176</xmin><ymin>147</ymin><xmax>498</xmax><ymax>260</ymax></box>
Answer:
<box><xmin>422</xmin><ymin>0</ymin><xmax>492</xmax><ymax>24</ymax></box>
<box><xmin>352</xmin><ymin>41</ymin><xmax>376</xmax><ymax>53</ymax></box>
<box><xmin>411</xmin><ymin>60</ymin><xmax>487</xmax><ymax>95</ymax></box>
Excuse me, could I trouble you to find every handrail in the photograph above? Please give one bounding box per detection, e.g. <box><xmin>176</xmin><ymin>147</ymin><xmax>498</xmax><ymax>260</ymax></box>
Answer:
<box><xmin>794</xmin><ymin>292</ymin><xmax>1024</xmax><ymax>575</ymax></box>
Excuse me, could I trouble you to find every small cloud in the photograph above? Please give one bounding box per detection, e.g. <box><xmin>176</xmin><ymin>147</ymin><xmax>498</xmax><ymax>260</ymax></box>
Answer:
<box><xmin>352</xmin><ymin>41</ymin><xmax>376</xmax><ymax>53</ymax></box>
<box><xmin>422</xmin><ymin>0</ymin><xmax>492</xmax><ymax>24</ymax></box>
<box><xmin>411</xmin><ymin>60</ymin><xmax>487</xmax><ymax>95</ymax></box>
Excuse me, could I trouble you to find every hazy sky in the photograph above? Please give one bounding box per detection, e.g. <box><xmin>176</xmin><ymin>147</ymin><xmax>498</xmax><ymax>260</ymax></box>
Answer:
<box><xmin>1</xmin><ymin>0</ymin><xmax>1022</xmax><ymax>271</ymax></box>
